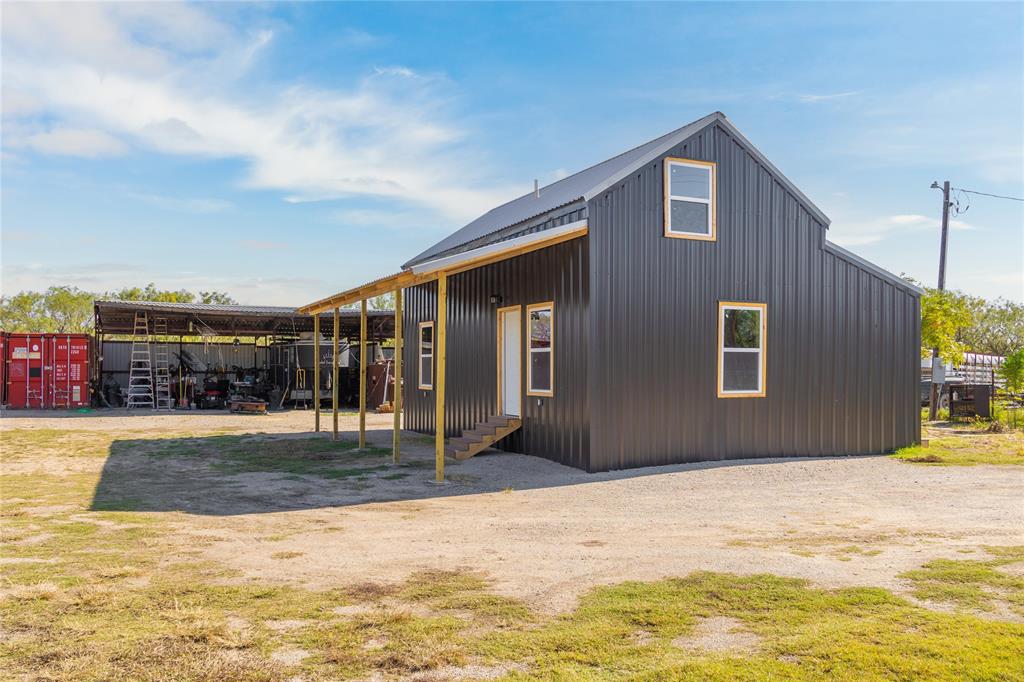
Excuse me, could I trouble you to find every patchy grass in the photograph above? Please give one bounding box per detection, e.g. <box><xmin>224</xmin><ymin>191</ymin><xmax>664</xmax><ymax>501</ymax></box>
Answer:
<box><xmin>129</xmin><ymin>433</ymin><xmax>394</xmax><ymax>478</ymax></box>
<box><xmin>893</xmin><ymin>427</ymin><xmax>1024</xmax><ymax>466</ymax></box>
<box><xmin>474</xmin><ymin>572</ymin><xmax>1024</xmax><ymax>680</ymax></box>
<box><xmin>3</xmin><ymin>426</ymin><xmax>1024</xmax><ymax>680</ymax></box>
<box><xmin>900</xmin><ymin>546</ymin><xmax>1024</xmax><ymax>616</ymax></box>
<box><xmin>727</xmin><ymin>528</ymin><xmax>918</xmax><ymax>561</ymax></box>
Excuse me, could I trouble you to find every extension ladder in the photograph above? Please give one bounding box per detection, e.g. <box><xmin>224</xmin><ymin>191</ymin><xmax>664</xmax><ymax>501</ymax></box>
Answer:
<box><xmin>153</xmin><ymin>316</ymin><xmax>172</xmax><ymax>410</ymax></box>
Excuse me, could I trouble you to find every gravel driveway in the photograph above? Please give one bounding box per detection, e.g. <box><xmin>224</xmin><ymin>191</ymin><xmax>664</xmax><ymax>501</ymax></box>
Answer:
<box><xmin>5</xmin><ymin>409</ymin><xmax>1022</xmax><ymax>614</ymax></box>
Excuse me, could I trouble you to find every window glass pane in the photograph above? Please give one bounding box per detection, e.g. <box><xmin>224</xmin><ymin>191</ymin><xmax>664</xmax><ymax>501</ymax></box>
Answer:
<box><xmin>670</xmin><ymin>163</ymin><xmax>710</xmax><ymax>199</ymax></box>
<box><xmin>723</xmin><ymin>351</ymin><xmax>759</xmax><ymax>392</ymax></box>
<box><xmin>670</xmin><ymin>200</ymin><xmax>709</xmax><ymax>234</ymax></box>
<box><xmin>420</xmin><ymin>358</ymin><xmax>432</xmax><ymax>386</ymax></box>
<box><xmin>723</xmin><ymin>309</ymin><xmax>760</xmax><ymax>348</ymax></box>
<box><xmin>420</xmin><ymin>325</ymin><xmax>432</xmax><ymax>351</ymax></box>
<box><xmin>530</xmin><ymin>351</ymin><xmax>551</xmax><ymax>391</ymax></box>
<box><xmin>530</xmin><ymin>309</ymin><xmax>551</xmax><ymax>349</ymax></box>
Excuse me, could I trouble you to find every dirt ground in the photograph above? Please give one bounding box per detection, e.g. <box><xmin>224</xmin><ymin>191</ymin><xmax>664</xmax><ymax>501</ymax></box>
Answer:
<box><xmin>3</xmin><ymin>408</ymin><xmax>1022</xmax><ymax>614</ymax></box>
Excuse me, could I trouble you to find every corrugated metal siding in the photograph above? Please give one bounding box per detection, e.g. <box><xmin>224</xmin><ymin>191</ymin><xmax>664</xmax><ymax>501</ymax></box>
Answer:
<box><xmin>101</xmin><ymin>341</ymin><xmax>269</xmax><ymax>380</ymax></box>
<box><xmin>587</xmin><ymin>121</ymin><xmax>920</xmax><ymax>472</ymax></box>
<box><xmin>403</xmin><ymin>237</ymin><xmax>590</xmax><ymax>469</ymax></box>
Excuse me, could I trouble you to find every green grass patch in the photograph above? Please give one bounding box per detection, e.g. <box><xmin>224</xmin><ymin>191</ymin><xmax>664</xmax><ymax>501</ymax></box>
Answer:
<box><xmin>893</xmin><ymin>431</ymin><xmax>1024</xmax><ymax>466</ymax></box>
<box><xmin>900</xmin><ymin>546</ymin><xmax>1024</xmax><ymax>616</ymax></box>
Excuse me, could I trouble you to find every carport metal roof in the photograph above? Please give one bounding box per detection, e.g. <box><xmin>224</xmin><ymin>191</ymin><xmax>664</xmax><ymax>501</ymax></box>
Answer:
<box><xmin>94</xmin><ymin>300</ymin><xmax>395</xmax><ymax>338</ymax></box>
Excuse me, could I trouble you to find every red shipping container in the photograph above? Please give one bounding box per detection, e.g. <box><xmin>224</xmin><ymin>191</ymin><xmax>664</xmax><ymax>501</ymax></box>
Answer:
<box><xmin>5</xmin><ymin>333</ymin><xmax>91</xmax><ymax>409</ymax></box>
<box><xmin>0</xmin><ymin>332</ymin><xmax>6</xmax><ymax>406</ymax></box>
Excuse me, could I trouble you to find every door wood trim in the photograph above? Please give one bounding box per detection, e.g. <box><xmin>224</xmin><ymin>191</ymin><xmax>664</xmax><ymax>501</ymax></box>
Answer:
<box><xmin>496</xmin><ymin>305</ymin><xmax>521</xmax><ymax>416</ymax></box>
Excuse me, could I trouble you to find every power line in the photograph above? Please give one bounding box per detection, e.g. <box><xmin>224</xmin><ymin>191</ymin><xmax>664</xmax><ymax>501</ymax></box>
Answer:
<box><xmin>951</xmin><ymin>187</ymin><xmax>1024</xmax><ymax>202</ymax></box>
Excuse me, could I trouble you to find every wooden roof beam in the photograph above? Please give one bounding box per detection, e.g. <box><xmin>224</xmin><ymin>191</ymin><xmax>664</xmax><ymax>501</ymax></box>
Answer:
<box><xmin>298</xmin><ymin>220</ymin><xmax>588</xmax><ymax>315</ymax></box>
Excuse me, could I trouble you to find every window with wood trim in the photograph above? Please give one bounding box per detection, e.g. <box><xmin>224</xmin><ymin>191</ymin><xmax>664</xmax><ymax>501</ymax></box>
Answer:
<box><xmin>664</xmin><ymin>157</ymin><xmax>716</xmax><ymax>240</ymax></box>
<box><xmin>418</xmin><ymin>321</ymin><xmax>434</xmax><ymax>390</ymax></box>
<box><xmin>526</xmin><ymin>302</ymin><xmax>553</xmax><ymax>396</ymax></box>
<box><xmin>718</xmin><ymin>302</ymin><xmax>766</xmax><ymax>398</ymax></box>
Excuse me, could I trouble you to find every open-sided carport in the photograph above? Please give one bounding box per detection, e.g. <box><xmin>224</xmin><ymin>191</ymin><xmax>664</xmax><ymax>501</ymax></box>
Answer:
<box><xmin>93</xmin><ymin>299</ymin><xmax>395</xmax><ymax>413</ymax></box>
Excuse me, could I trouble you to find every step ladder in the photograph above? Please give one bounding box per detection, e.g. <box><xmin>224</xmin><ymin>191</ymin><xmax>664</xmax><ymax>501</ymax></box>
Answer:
<box><xmin>126</xmin><ymin>311</ymin><xmax>154</xmax><ymax>409</ymax></box>
<box><xmin>153</xmin><ymin>316</ymin><xmax>172</xmax><ymax>410</ymax></box>
<box><xmin>445</xmin><ymin>415</ymin><xmax>522</xmax><ymax>460</ymax></box>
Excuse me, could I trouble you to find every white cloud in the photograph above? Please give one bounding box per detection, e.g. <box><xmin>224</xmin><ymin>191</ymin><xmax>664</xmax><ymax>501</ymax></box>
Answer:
<box><xmin>125</xmin><ymin>191</ymin><xmax>233</xmax><ymax>214</ymax></box>
<box><xmin>1</xmin><ymin>3</ymin><xmax>516</xmax><ymax>224</ymax></box>
<box><xmin>328</xmin><ymin>207</ymin><xmax>448</xmax><ymax>234</ymax></box>
<box><xmin>1</xmin><ymin>262</ymin><xmax>321</xmax><ymax>306</ymax></box>
<box><xmin>830</xmin><ymin>213</ymin><xmax>975</xmax><ymax>246</ymax></box>
<box><xmin>797</xmin><ymin>91</ymin><xmax>861</xmax><ymax>103</ymax></box>
<box><xmin>2</xmin><ymin>89</ymin><xmax>44</xmax><ymax>116</ymax></box>
<box><xmin>21</xmin><ymin>127</ymin><xmax>129</xmax><ymax>158</ymax></box>
<box><xmin>336</xmin><ymin>28</ymin><xmax>384</xmax><ymax>49</ymax></box>
<box><xmin>837</xmin><ymin>75</ymin><xmax>1023</xmax><ymax>185</ymax></box>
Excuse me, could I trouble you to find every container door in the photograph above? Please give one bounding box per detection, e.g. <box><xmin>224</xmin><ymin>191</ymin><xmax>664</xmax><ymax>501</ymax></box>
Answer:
<box><xmin>49</xmin><ymin>335</ymin><xmax>89</xmax><ymax>408</ymax></box>
<box><xmin>7</xmin><ymin>335</ymin><xmax>44</xmax><ymax>409</ymax></box>
<box><xmin>498</xmin><ymin>307</ymin><xmax>522</xmax><ymax>417</ymax></box>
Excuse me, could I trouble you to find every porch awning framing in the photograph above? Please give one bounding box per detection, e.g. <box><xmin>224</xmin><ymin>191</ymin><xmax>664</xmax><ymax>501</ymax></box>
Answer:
<box><xmin>297</xmin><ymin>220</ymin><xmax>587</xmax><ymax>314</ymax></box>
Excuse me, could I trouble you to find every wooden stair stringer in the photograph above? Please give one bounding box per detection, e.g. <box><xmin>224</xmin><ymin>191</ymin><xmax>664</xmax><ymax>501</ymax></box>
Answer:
<box><xmin>447</xmin><ymin>416</ymin><xmax>522</xmax><ymax>461</ymax></box>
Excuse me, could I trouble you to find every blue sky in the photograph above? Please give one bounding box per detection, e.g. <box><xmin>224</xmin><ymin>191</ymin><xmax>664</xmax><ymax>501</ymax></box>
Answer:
<box><xmin>3</xmin><ymin>1</ymin><xmax>1021</xmax><ymax>305</ymax></box>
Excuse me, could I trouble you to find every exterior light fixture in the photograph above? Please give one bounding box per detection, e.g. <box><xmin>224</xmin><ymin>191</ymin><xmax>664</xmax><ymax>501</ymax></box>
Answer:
<box><xmin>489</xmin><ymin>294</ymin><xmax>502</xmax><ymax>305</ymax></box>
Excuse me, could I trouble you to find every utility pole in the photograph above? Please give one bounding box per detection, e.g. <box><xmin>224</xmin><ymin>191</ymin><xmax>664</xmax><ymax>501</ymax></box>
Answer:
<box><xmin>928</xmin><ymin>180</ymin><xmax>951</xmax><ymax>421</ymax></box>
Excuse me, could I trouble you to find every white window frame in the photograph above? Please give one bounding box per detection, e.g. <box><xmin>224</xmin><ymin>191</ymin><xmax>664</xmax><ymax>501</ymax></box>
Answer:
<box><xmin>664</xmin><ymin>157</ymin><xmax>717</xmax><ymax>241</ymax></box>
<box><xmin>526</xmin><ymin>301</ymin><xmax>554</xmax><ymax>397</ymax></box>
<box><xmin>717</xmin><ymin>301</ymin><xmax>766</xmax><ymax>398</ymax></box>
<box><xmin>418</xmin><ymin>321</ymin><xmax>434</xmax><ymax>390</ymax></box>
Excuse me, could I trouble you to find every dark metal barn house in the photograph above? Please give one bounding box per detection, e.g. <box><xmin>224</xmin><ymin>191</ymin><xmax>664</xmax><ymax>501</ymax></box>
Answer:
<box><xmin>301</xmin><ymin>111</ymin><xmax>922</xmax><ymax>476</ymax></box>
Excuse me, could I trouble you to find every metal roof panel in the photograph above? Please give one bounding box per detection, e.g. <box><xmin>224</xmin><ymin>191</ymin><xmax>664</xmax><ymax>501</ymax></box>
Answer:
<box><xmin>403</xmin><ymin>112</ymin><xmax>724</xmax><ymax>267</ymax></box>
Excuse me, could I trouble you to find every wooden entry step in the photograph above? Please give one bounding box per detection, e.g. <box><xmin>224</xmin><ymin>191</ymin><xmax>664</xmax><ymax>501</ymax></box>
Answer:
<box><xmin>446</xmin><ymin>415</ymin><xmax>522</xmax><ymax>461</ymax></box>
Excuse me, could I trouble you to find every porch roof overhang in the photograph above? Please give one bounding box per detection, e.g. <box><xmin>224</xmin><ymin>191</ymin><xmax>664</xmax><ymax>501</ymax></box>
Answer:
<box><xmin>298</xmin><ymin>220</ymin><xmax>588</xmax><ymax>314</ymax></box>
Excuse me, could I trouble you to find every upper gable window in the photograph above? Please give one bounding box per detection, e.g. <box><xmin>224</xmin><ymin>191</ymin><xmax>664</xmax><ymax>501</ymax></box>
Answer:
<box><xmin>664</xmin><ymin>158</ymin><xmax>716</xmax><ymax>241</ymax></box>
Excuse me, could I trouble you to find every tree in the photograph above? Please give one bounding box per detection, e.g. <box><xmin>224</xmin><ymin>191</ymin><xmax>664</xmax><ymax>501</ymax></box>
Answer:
<box><xmin>368</xmin><ymin>292</ymin><xmax>395</xmax><ymax>311</ymax></box>
<box><xmin>199</xmin><ymin>290</ymin><xmax>238</xmax><ymax>305</ymax></box>
<box><xmin>920</xmin><ymin>287</ymin><xmax>974</xmax><ymax>364</ymax></box>
<box><xmin>43</xmin><ymin>286</ymin><xmax>94</xmax><ymax>333</ymax></box>
<box><xmin>960</xmin><ymin>299</ymin><xmax>1024</xmax><ymax>357</ymax></box>
<box><xmin>0</xmin><ymin>284</ymin><xmax>239</xmax><ymax>333</ymax></box>
<box><xmin>0</xmin><ymin>291</ymin><xmax>47</xmax><ymax>332</ymax></box>
<box><xmin>998</xmin><ymin>349</ymin><xmax>1024</xmax><ymax>394</ymax></box>
<box><xmin>107</xmin><ymin>283</ymin><xmax>195</xmax><ymax>303</ymax></box>
<box><xmin>0</xmin><ymin>287</ymin><xmax>93</xmax><ymax>333</ymax></box>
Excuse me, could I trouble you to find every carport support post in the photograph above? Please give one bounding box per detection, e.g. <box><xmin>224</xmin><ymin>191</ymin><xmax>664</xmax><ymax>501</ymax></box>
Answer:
<box><xmin>392</xmin><ymin>288</ymin><xmax>403</xmax><ymax>463</ymax></box>
<box><xmin>313</xmin><ymin>313</ymin><xmax>320</xmax><ymax>432</ymax></box>
<box><xmin>332</xmin><ymin>307</ymin><xmax>340</xmax><ymax>441</ymax></box>
<box><xmin>359</xmin><ymin>299</ymin><xmax>367</xmax><ymax>449</ymax></box>
<box><xmin>435</xmin><ymin>272</ymin><xmax>447</xmax><ymax>482</ymax></box>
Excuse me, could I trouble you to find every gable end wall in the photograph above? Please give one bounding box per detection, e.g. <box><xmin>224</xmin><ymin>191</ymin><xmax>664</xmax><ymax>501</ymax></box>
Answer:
<box><xmin>587</xmin><ymin>122</ymin><xmax>921</xmax><ymax>472</ymax></box>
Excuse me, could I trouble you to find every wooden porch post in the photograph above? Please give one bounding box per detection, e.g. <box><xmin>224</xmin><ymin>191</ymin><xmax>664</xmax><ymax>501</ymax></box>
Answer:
<box><xmin>313</xmin><ymin>313</ymin><xmax>320</xmax><ymax>433</ymax></box>
<box><xmin>393</xmin><ymin>288</ymin><xmax>403</xmax><ymax>463</ymax></box>
<box><xmin>332</xmin><ymin>307</ymin><xmax>339</xmax><ymax>440</ymax></box>
<box><xmin>435</xmin><ymin>272</ymin><xmax>447</xmax><ymax>482</ymax></box>
<box><xmin>359</xmin><ymin>299</ymin><xmax>367</xmax><ymax>449</ymax></box>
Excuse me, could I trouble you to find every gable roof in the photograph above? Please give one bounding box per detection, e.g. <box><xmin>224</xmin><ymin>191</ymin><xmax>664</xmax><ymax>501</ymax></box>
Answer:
<box><xmin>404</xmin><ymin>111</ymin><xmax>831</xmax><ymax>268</ymax></box>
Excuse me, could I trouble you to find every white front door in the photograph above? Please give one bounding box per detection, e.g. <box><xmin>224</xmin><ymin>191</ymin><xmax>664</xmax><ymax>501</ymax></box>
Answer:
<box><xmin>499</xmin><ymin>307</ymin><xmax>521</xmax><ymax>417</ymax></box>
